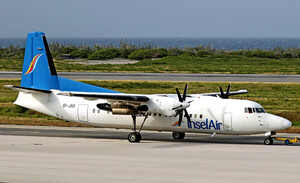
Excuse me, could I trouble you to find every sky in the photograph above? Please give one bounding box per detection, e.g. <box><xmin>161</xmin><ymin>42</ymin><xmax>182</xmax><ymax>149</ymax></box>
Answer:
<box><xmin>1</xmin><ymin>0</ymin><xmax>300</xmax><ymax>38</ymax></box>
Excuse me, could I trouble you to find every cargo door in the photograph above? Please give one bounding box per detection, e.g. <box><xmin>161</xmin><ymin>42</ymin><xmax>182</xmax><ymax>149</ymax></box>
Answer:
<box><xmin>78</xmin><ymin>104</ymin><xmax>89</xmax><ymax>122</ymax></box>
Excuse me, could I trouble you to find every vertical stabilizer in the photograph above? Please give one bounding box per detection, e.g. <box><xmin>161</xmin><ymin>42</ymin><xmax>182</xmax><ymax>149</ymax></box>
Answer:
<box><xmin>19</xmin><ymin>31</ymin><xmax>118</xmax><ymax>93</ymax></box>
<box><xmin>20</xmin><ymin>32</ymin><xmax>59</xmax><ymax>90</ymax></box>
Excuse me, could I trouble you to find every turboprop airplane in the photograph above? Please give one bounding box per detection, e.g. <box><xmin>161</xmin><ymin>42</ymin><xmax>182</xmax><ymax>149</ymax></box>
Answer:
<box><xmin>5</xmin><ymin>32</ymin><xmax>292</xmax><ymax>145</ymax></box>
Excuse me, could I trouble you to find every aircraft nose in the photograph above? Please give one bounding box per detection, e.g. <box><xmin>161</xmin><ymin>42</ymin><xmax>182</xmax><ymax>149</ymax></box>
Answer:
<box><xmin>282</xmin><ymin>118</ymin><xmax>292</xmax><ymax>129</ymax></box>
<box><xmin>267</xmin><ymin>114</ymin><xmax>292</xmax><ymax>131</ymax></box>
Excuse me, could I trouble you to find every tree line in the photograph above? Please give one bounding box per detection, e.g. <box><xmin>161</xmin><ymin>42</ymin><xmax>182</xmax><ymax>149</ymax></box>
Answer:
<box><xmin>1</xmin><ymin>40</ymin><xmax>300</xmax><ymax>60</ymax></box>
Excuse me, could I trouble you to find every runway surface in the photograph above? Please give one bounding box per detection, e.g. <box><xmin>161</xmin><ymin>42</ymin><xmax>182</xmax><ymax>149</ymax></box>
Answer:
<box><xmin>1</xmin><ymin>71</ymin><xmax>299</xmax><ymax>82</ymax></box>
<box><xmin>0</xmin><ymin>125</ymin><xmax>299</xmax><ymax>183</ymax></box>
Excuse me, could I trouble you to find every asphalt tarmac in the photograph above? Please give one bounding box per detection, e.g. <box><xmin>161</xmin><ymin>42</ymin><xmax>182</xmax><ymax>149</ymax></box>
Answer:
<box><xmin>1</xmin><ymin>71</ymin><xmax>299</xmax><ymax>82</ymax></box>
<box><xmin>0</xmin><ymin>125</ymin><xmax>299</xmax><ymax>183</ymax></box>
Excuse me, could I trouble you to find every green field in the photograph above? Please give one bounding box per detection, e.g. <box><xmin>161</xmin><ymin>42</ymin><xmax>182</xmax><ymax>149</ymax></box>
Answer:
<box><xmin>1</xmin><ymin>80</ymin><xmax>299</xmax><ymax>130</ymax></box>
<box><xmin>1</xmin><ymin>54</ymin><xmax>300</xmax><ymax>74</ymax></box>
<box><xmin>1</xmin><ymin>41</ymin><xmax>300</xmax><ymax>74</ymax></box>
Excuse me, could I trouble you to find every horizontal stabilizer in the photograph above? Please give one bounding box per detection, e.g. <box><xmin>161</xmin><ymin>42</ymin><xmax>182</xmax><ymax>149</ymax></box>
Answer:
<box><xmin>4</xmin><ymin>85</ymin><xmax>51</xmax><ymax>94</ymax></box>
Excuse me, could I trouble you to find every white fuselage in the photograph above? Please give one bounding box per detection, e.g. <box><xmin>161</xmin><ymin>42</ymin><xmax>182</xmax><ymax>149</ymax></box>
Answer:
<box><xmin>14</xmin><ymin>90</ymin><xmax>291</xmax><ymax>135</ymax></box>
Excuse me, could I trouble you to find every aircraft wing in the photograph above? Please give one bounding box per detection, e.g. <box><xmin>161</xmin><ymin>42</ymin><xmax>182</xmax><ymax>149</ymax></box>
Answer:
<box><xmin>155</xmin><ymin>89</ymin><xmax>249</xmax><ymax>98</ymax></box>
<box><xmin>58</xmin><ymin>89</ymin><xmax>249</xmax><ymax>102</ymax></box>
<box><xmin>199</xmin><ymin>89</ymin><xmax>249</xmax><ymax>97</ymax></box>
<box><xmin>58</xmin><ymin>91</ymin><xmax>149</xmax><ymax>102</ymax></box>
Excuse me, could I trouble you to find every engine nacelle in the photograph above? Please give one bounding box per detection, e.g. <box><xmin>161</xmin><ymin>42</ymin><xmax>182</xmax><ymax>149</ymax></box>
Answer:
<box><xmin>112</xmin><ymin>108</ymin><xmax>138</xmax><ymax>115</ymax></box>
<box><xmin>146</xmin><ymin>96</ymin><xmax>182</xmax><ymax>116</ymax></box>
<box><xmin>97</xmin><ymin>96</ymin><xmax>190</xmax><ymax>116</ymax></box>
<box><xmin>98</xmin><ymin>102</ymin><xmax>140</xmax><ymax>115</ymax></box>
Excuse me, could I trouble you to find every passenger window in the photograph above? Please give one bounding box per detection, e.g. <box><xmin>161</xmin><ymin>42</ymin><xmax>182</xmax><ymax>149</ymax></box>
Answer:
<box><xmin>97</xmin><ymin>109</ymin><xmax>100</xmax><ymax>113</ymax></box>
<box><xmin>200</xmin><ymin>114</ymin><xmax>203</xmax><ymax>119</ymax></box>
<box><xmin>148</xmin><ymin>113</ymin><xmax>151</xmax><ymax>116</ymax></box>
<box><xmin>93</xmin><ymin>109</ymin><xmax>95</xmax><ymax>113</ymax></box>
<box><xmin>154</xmin><ymin>113</ymin><xmax>157</xmax><ymax>116</ymax></box>
<box><xmin>159</xmin><ymin>114</ymin><xmax>161</xmax><ymax>116</ymax></box>
<box><xmin>189</xmin><ymin>114</ymin><xmax>192</xmax><ymax>118</ymax></box>
<box><xmin>245</xmin><ymin>108</ymin><xmax>248</xmax><ymax>113</ymax></box>
<box><xmin>194</xmin><ymin>114</ymin><xmax>197</xmax><ymax>118</ymax></box>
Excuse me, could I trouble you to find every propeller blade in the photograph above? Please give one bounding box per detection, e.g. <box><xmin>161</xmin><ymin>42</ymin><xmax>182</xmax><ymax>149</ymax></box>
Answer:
<box><xmin>184</xmin><ymin>109</ymin><xmax>191</xmax><ymax>123</ymax></box>
<box><xmin>178</xmin><ymin>110</ymin><xmax>183</xmax><ymax>127</ymax></box>
<box><xmin>176</xmin><ymin>88</ymin><xmax>183</xmax><ymax>102</ymax></box>
<box><xmin>220</xmin><ymin>86</ymin><xmax>225</xmax><ymax>98</ymax></box>
<box><xmin>183</xmin><ymin>84</ymin><xmax>188</xmax><ymax>101</ymax></box>
<box><xmin>175</xmin><ymin>84</ymin><xmax>191</xmax><ymax>127</ymax></box>
<box><xmin>225</xmin><ymin>84</ymin><xmax>231</xmax><ymax>99</ymax></box>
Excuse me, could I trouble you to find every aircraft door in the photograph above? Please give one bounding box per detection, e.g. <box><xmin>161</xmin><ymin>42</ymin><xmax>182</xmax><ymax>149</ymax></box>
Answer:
<box><xmin>223</xmin><ymin>113</ymin><xmax>232</xmax><ymax>131</ymax></box>
<box><xmin>78</xmin><ymin>104</ymin><xmax>89</xmax><ymax>122</ymax></box>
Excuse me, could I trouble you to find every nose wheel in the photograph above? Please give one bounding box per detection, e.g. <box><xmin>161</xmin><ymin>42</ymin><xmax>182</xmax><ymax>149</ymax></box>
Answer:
<box><xmin>264</xmin><ymin>137</ymin><xmax>273</xmax><ymax>145</ymax></box>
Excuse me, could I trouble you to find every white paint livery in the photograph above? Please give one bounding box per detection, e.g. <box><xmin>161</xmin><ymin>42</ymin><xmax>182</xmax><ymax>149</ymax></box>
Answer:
<box><xmin>10</xmin><ymin>87</ymin><xmax>292</xmax><ymax>144</ymax></box>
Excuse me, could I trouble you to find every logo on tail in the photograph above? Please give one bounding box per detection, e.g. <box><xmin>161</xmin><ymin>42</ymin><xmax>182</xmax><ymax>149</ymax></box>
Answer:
<box><xmin>24</xmin><ymin>53</ymin><xmax>44</xmax><ymax>75</ymax></box>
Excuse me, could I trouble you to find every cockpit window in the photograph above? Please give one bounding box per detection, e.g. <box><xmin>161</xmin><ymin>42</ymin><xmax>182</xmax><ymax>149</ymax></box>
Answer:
<box><xmin>245</xmin><ymin>107</ymin><xmax>252</xmax><ymax>113</ymax></box>
<box><xmin>245</xmin><ymin>107</ymin><xmax>265</xmax><ymax>113</ymax></box>
<box><xmin>255</xmin><ymin>108</ymin><xmax>265</xmax><ymax>113</ymax></box>
<box><xmin>248</xmin><ymin>108</ymin><xmax>253</xmax><ymax>113</ymax></box>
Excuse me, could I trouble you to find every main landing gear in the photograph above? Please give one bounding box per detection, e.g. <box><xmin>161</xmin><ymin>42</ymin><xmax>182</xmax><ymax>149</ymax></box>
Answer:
<box><xmin>128</xmin><ymin>114</ymin><xmax>148</xmax><ymax>143</ymax></box>
<box><xmin>172</xmin><ymin>132</ymin><xmax>185</xmax><ymax>140</ymax></box>
<box><xmin>128</xmin><ymin>132</ymin><xmax>142</xmax><ymax>143</ymax></box>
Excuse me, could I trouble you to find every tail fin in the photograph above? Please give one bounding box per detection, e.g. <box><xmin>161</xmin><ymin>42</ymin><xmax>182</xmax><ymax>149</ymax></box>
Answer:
<box><xmin>21</xmin><ymin>32</ymin><xmax>59</xmax><ymax>90</ymax></box>
<box><xmin>20</xmin><ymin>31</ymin><xmax>119</xmax><ymax>93</ymax></box>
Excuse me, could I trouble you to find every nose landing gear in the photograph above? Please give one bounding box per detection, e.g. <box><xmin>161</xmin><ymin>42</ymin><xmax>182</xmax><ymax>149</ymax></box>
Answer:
<box><xmin>264</xmin><ymin>137</ymin><xmax>274</xmax><ymax>145</ymax></box>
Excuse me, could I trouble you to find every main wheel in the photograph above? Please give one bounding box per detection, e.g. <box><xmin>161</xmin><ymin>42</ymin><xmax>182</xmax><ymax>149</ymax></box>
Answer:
<box><xmin>172</xmin><ymin>132</ymin><xmax>185</xmax><ymax>140</ymax></box>
<box><xmin>128</xmin><ymin>132</ymin><xmax>141</xmax><ymax>143</ymax></box>
<box><xmin>285</xmin><ymin>139</ymin><xmax>291</xmax><ymax>145</ymax></box>
<box><xmin>264</xmin><ymin>137</ymin><xmax>273</xmax><ymax>145</ymax></box>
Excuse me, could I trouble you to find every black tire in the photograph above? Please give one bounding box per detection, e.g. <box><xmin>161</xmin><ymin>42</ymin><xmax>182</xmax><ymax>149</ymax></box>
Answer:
<box><xmin>264</xmin><ymin>137</ymin><xmax>273</xmax><ymax>145</ymax></box>
<box><xmin>285</xmin><ymin>139</ymin><xmax>291</xmax><ymax>145</ymax></box>
<box><xmin>128</xmin><ymin>132</ymin><xmax>141</xmax><ymax>143</ymax></box>
<box><xmin>172</xmin><ymin>132</ymin><xmax>185</xmax><ymax>140</ymax></box>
